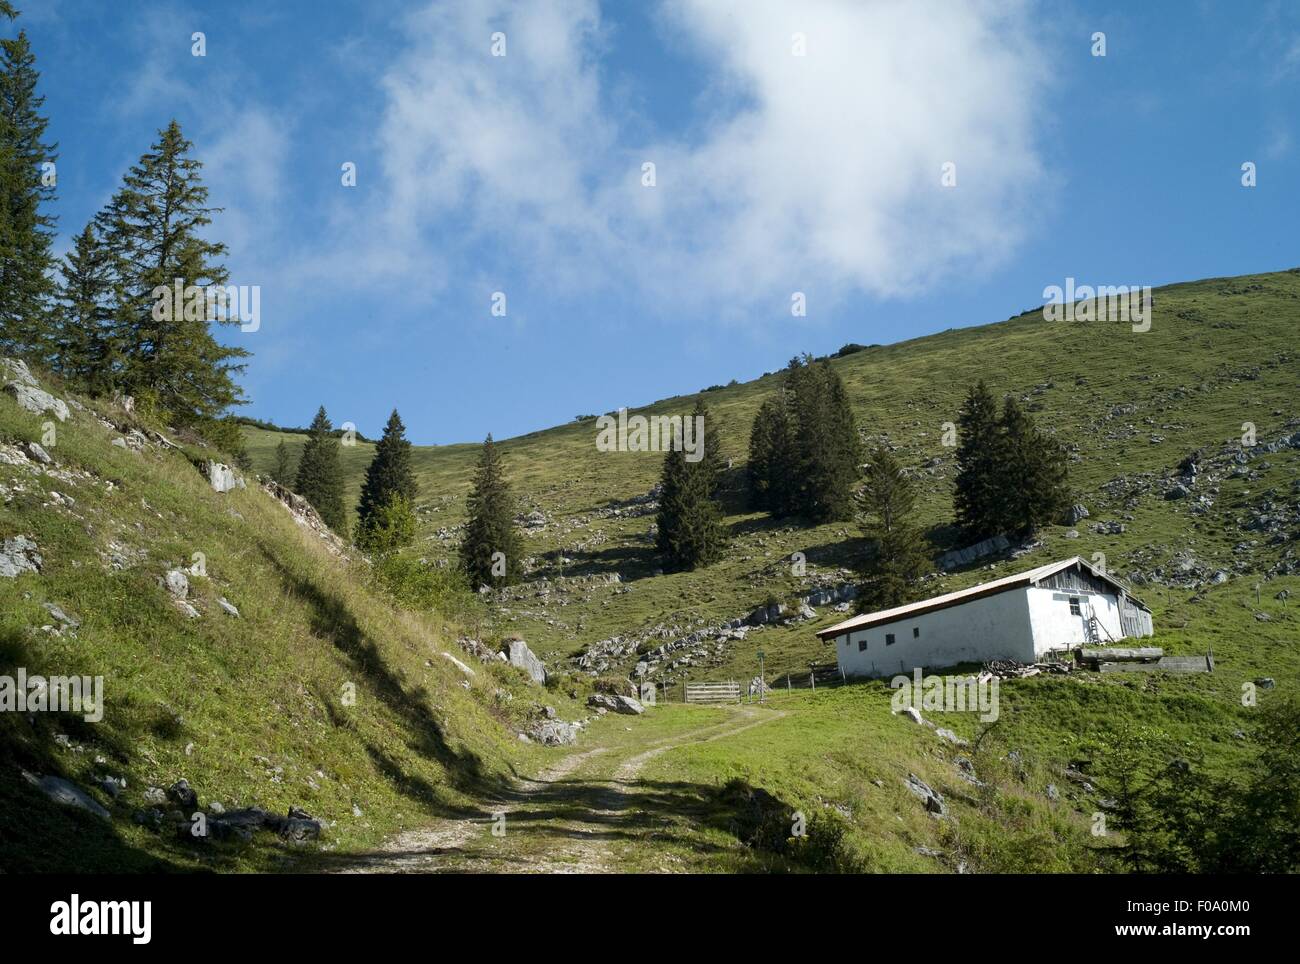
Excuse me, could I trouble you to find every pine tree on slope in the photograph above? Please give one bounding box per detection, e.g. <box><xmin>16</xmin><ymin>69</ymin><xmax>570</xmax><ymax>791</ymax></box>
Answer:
<box><xmin>996</xmin><ymin>396</ymin><xmax>1070</xmax><ymax>537</ymax></box>
<box><xmin>271</xmin><ymin>439</ymin><xmax>296</xmax><ymax>487</ymax></box>
<box><xmin>294</xmin><ymin>406</ymin><xmax>347</xmax><ymax>532</ymax></box>
<box><xmin>52</xmin><ymin>222</ymin><xmax>115</xmax><ymax>388</ymax></box>
<box><xmin>656</xmin><ymin>398</ymin><xmax>727</xmax><ymax>572</ymax></box>
<box><xmin>952</xmin><ymin>380</ymin><xmax>1003</xmax><ymax>541</ymax></box>
<box><xmin>355</xmin><ymin>409</ymin><xmax>418</xmax><ymax>548</ymax></box>
<box><xmin>94</xmin><ymin>120</ymin><xmax>247</xmax><ymax>422</ymax></box>
<box><xmin>459</xmin><ymin>435</ymin><xmax>523</xmax><ymax>587</ymax></box>
<box><xmin>0</xmin><ymin>24</ymin><xmax>56</xmax><ymax>357</ymax></box>
<box><xmin>855</xmin><ymin>444</ymin><xmax>930</xmax><ymax>610</ymax></box>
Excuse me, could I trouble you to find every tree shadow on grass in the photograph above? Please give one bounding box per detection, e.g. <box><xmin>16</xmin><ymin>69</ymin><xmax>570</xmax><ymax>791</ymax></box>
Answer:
<box><xmin>0</xmin><ymin>627</ymin><xmax>194</xmax><ymax>873</ymax></box>
<box><xmin>260</xmin><ymin>546</ymin><xmax>512</xmax><ymax>805</ymax></box>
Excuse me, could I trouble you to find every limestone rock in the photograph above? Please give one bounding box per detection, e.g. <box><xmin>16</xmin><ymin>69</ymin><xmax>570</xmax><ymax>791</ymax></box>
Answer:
<box><xmin>505</xmin><ymin>637</ymin><xmax>547</xmax><ymax>685</ymax></box>
<box><xmin>0</xmin><ymin>536</ymin><xmax>42</xmax><ymax>578</ymax></box>
<box><xmin>24</xmin><ymin>773</ymin><xmax>110</xmax><ymax>820</ymax></box>
<box><xmin>587</xmin><ymin>693</ymin><xmax>644</xmax><ymax>715</ymax></box>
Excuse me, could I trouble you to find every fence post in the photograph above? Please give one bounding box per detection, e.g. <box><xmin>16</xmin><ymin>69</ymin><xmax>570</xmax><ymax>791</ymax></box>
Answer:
<box><xmin>786</xmin><ymin>673</ymin><xmax>791</xmax><ymax>693</ymax></box>
<box><xmin>809</xmin><ymin>662</ymin><xmax>816</xmax><ymax>692</ymax></box>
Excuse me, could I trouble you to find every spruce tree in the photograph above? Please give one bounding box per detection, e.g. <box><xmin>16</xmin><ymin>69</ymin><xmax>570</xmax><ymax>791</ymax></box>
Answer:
<box><xmin>0</xmin><ymin>23</ymin><xmax>56</xmax><ymax>357</ymax></box>
<box><xmin>656</xmin><ymin>397</ymin><xmax>727</xmax><ymax>572</ymax></box>
<box><xmin>355</xmin><ymin>409</ymin><xmax>418</xmax><ymax>548</ymax></box>
<box><xmin>855</xmin><ymin>444</ymin><xmax>929</xmax><ymax>610</ymax></box>
<box><xmin>996</xmin><ymin>396</ymin><xmax>1069</xmax><ymax>536</ymax></box>
<box><xmin>788</xmin><ymin>357</ymin><xmax>861</xmax><ymax>522</ymax></box>
<box><xmin>459</xmin><ymin>434</ymin><xmax>523</xmax><ymax>587</ymax></box>
<box><xmin>53</xmin><ymin>222</ymin><xmax>115</xmax><ymax>388</ymax></box>
<box><xmin>95</xmin><ymin>120</ymin><xmax>247</xmax><ymax>422</ymax></box>
<box><xmin>953</xmin><ymin>380</ymin><xmax>1003</xmax><ymax>541</ymax></box>
<box><xmin>271</xmin><ymin>439</ymin><xmax>295</xmax><ymax>486</ymax></box>
<box><xmin>747</xmin><ymin>392</ymin><xmax>795</xmax><ymax>513</ymax></box>
<box><xmin>294</xmin><ymin>406</ymin><xmax>347</xmax><ymax>532</ymax></box>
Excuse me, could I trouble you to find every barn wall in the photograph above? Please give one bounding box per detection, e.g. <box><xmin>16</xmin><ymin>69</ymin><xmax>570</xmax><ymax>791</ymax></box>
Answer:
<box><xmin>832</xmin><ymin>589</ymin><xmax>1035</xmax><ymax>678</ymax></box>
<box><xmin>1026</xmin><ymin>587</ymin><xmax>1126</xmax><ymax>654</ymax></box>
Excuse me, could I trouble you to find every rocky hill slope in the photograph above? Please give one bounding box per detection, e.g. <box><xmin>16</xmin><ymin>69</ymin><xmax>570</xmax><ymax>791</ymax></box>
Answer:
<box><xmin>0</xmin><ymin>359</ymin><xmax>590</xmax><ymax>872</ymax></box>
<box><xmin>245</xmin><ymin>268</ymin><xmax>1300</xmax><ymax>689</ymax></box>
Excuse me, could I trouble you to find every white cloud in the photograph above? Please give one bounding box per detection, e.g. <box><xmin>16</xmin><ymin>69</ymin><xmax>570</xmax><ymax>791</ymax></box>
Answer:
<box><xmin>300</xmin><ymin>0</ymin><xmax>1054</xmax><ymax>320</ymax></box>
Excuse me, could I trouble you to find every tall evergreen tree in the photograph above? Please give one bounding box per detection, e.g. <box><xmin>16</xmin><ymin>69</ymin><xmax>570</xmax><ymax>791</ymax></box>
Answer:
<box><xmin>355</xmin><ymin>409</ymin><xmax>418</xmax><ymax>548</ymax></box>
<box><xmin>747</xmin><ymin>392</ymin><xmax>795</xmax><ymax>513</ymax></box>
<box><xmin>271</xmin><ymin>439</ymin><xmax>295</xmax><ymax>486</ymax></box>
<box><xmin>0</xmin><ymin>22</ymin><xmax>56</xmax><ymax>356</ymax></box>
<box><xmin>52</xmin><ymin>222</ymin><xmax>114</xmax><ymax>387</ymax></box>
<box><xmin>459</xmin><ymin>435</ymin><xmax>523</xmax><ymax>587</ymax></box>
<box><xmin>786</xmin><ymin>356</ymin><xmax>862</xmax><ymax>521</ymax></box>
<box><xmin>952</xmin><ymin>380</ymin><xmax>1003</xmax><ymax>541</ymax></box>
<box><xmin>996</xmin><ymin>396</ymin><xmax>1070</xmax><ymax>536</ymax></box>
<box><xmin>294</xmin><ymin>406</ymin><xmax>346</xmax><ymax>532</ymax></box>
<box><xmin>855</xmin><ymin>444</ymin><xmax>929</xmax><ymax>610</ymax></box>
<box><xmin>94</xmin><ymin>120</ymin><xmax>247</xmax><ymax>422</ymax></box>
<box><xmin>656</xmin><ymin>398</ymin><xmax>727</xmax><ymax>572</ymax></box>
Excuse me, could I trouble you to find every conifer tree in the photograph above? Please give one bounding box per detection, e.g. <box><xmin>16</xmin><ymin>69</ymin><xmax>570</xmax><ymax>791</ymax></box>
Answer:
<box><xmin>0</xmin><ymin>21</ymin><xmax>56</xmax><ymax>356</ymax></box>
<box><xmin>787</xmin><ymin>356</ymin><xmax>862</xmax><ymax>522</ymax></box>
<box><xmin>294</xmin><ymin>406</ymin><xmax>346</xmax><ymax>532</ymax></box>
<box><xmin>459</xmin><ymin>435</ymin><xmax>523</xmax><ymax>587</ymax></box>
<box><xmin>747</xmin><ymin>392</ymin><xmax>795</xmax><ymax>513</ymax></box>
<box><xmin>855</xmin><ymin>444</ymin><xmax>930</xmax><ymax>610</ymax></box>
<box><xmin>94</xmin><ymin>120</ymin><xmax>247</xmax><ymax>422</ymax></box>
<box><xmin>995</xmin><ymin>396</ymin><xmax>1070</xmax><ymax>536</ymax></box>
<box><xmin>656</xmin><ymin>397</ymin><xmax>727</xmax><ymax>571</ymax></box>
<box><xmin>355</xmin><ymin>409</ymin><xmax>418</xmax><ymax>548</ymax></box>
<box><xmin>952</xmin><ymin>380</ymin><xmax>1003</xmax><ymax>541</ymax></box>
<box><xmin>52</xmin><ymin>222</ymin><xmax>114</xmax><ymax>387</ymax></box>
<box><xmin>271</xmin><ymin>439</ymin><xmax>295</xmax><ymax>486</ymax></box>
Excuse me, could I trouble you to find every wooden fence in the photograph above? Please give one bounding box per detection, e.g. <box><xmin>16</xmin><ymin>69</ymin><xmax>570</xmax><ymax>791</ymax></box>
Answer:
<box><xmin>684</xmin><ymin>680</ymin><xmax>741</xmax><ymax>704</ymax></box>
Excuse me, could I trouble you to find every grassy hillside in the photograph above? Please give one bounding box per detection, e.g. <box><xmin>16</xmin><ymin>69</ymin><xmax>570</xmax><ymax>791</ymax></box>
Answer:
<box><xmin>235</xmin><ymin>268</ymin><xmax>1300</xmax><ymax>873</ymax></box>
<box><xmin>0</xmin><ymin>364</ymin><xmax>606</xmax><ymax>872</ymax></box>
<box><xmin>245</xmin><ymin>268</ymin><xmax>1299</xmax><ymax>685</ymax></box>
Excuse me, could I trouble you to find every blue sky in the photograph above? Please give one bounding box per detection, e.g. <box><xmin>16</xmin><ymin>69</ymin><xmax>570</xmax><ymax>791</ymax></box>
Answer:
<box><xmin>14</xmin><ymin>0</ymin><xmax>1300</xmax><ymax>443</ymax></box>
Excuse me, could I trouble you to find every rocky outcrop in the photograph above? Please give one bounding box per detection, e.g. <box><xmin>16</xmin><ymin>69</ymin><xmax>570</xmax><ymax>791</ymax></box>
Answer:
<box><xmin>261</xmin><ymin>479</ymin><xmax>345</xmax><ymax>554</ymax></box>
<box><xmin>937</xmin><ymin>535</ymin><xmax>1010</xmax><ymax>571</ymax></box>
<box><xmin>505</xmin><ymin>638</ymin><xmax>547</xmax><ymax>685</ymax></box>
<box><xmin>1</xmin><ymin>358</ymin><xmax>69</xmax><ymax>421</ymax></box>
<box><xmin>0</xmin><ymin>535</ymin><xmax>42</xmax><ymax>578</ymax></box>
<box><xmin>587</xmin><ymin>693</ymin><xmax>644</xmax><ymax>715</ymax></box>
<box><xmin>904</xmin><ymin>773</ymin><xmax>947</xmax><ymax>816</ymax></box>
<box><xmin>206</xmin><ymin>461</ymin><xmax>245</xmax><ymax>493</ymax></box>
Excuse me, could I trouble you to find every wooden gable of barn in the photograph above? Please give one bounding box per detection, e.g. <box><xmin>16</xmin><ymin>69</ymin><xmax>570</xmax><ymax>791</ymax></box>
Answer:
<box><xmin>1039</xmin><ymin>563</ymin><xmax>1113</xmax><ymax>595</ymax></box>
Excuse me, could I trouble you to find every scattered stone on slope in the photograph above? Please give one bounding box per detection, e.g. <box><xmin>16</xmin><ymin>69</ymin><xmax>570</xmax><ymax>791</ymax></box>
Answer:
<box><xmin>206</xmin><ymin>460</ymin><xmax>245</xmax><ymax>493</ymax></box>
<box><xmin>529</xmin><ymin>719</ymin><xmax>579</xmax><ymax>746</ymax></box>
<box><xmin>440</xmin><ymin>652</ymin><xmax>475</xmax><ymax>677</ymax></box>
<box><xmin>903</xmin><ymin>773</ymin><xmax>947</xmax><ymax>817</ymax></box>
<box><xmin>24</xmin><ymin>772</ymin><xmax>110</xmax><ymax>820</ymax></box>
<box><xmin>504</xmin><ymin>637</ymin><xmax>548</xmax><ymax>684</ymax></box>
<box><xmin>161</xmin><ymin>569</ymin><xmax>189</xmax><ymax>599</ymax></box>
<box><xmin>0</xmin><ymin>535</ymin><xmax>42</xmax><ymax>578</ymax></box>
<box><xmin>217</xmin><ymin>597</ymin><xmax>240</xmax><ymax>617</ymax></box>
<box><xmin>587</xmin><ymin>693</ymin><xmax>644</xmax><ymax>715</ymax></box>
<box><xmin>25</xmin><ymin>441</ymin><xmax>53</xmax><ymax>465</ymax></box>
<box><xmin>2</xmin><ymin>379</ymin><xmax>69</xmax><ymax>421</ymax></box>
<box><xmin>41</xmin><ymin>602</ymin><xmax>79</xmax><ymax>629</ymax></box>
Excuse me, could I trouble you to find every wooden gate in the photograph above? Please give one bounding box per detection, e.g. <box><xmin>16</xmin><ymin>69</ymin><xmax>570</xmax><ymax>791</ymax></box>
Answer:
<box><xmin>684</xmin><ymin>680</ymin><xmax>741</xmax><ymax>704</ymax></box>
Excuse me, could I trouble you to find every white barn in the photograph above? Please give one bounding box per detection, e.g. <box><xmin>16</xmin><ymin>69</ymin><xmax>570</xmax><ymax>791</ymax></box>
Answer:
<box><xmin>818</xmin><ymin>557</ymin><xmax>1153</xmax><ymax>679</ymax></box>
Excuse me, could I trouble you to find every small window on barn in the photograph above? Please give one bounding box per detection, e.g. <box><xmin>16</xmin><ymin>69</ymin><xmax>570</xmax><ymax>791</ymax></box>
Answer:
<box><xmin>913</xmin><ymin>627</ymin><xmax>920</xmax><ymax>638</ymax></box>
<box><xmin>1068</xmin><ymin>597</ymin><xmax>1081</xmax><ymax>616</ymax></box>
<box><xmin>885</xmin><ymin>633</ymin><xmax>896</xmax><ymax>646</ymax></box>
<box><xmin>858</xmin><ymin>639</ymin><xmax>868</xmax><ymax>652</ymax></box>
